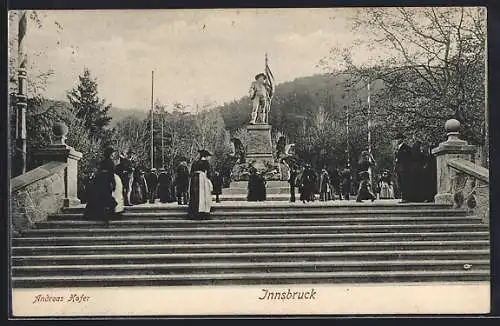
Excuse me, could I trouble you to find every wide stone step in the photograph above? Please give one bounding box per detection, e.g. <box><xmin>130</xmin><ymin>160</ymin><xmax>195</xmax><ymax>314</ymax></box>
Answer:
<box><xmin>61</xmin><ymin>202</ymin><xmax>456</xmax><ymax>214</ymax></box>
<box><xmin>50</xmin><ymin>210</ymin><xmax>469</xmax><ymax>222</ymax></box>
<box><xmin>20</xmin><ymin>223</ymin><xmax>488</xmax><ymax>237</ymax></box>
<box><xmin>12</xmin><ymin>259</ymin><xmax>489</xmax><ymax>277</ymax></box>
<box><xmin>38</xmin><ymin>216</ymin><xmax>482</xmax><ymax>229</ymax></box>
<box><xmin>12</xmin><ymin>269</ymin><xmax>490</xmax><ymax>288</ymax></box>
<box><xmin>12</xmin><ymin>249</ymin><xmax>489</xmax><ymax>266</ymax></box>
<box><xmin>12</xmin><ymin>231</ymin><xmax>489</xmax><ymax>246</ymax></box>
<box><xmin>12</xmin><ymin>240</ymin><xmax>489</xmax><ymax>256</ymax></box>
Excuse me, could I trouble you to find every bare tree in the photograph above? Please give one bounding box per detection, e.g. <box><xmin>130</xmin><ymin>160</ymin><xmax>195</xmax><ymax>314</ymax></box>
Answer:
<box><xmin>322</xmin><ymin>7</ymin><xmax>486</xmax><ymax>148</ymax></box>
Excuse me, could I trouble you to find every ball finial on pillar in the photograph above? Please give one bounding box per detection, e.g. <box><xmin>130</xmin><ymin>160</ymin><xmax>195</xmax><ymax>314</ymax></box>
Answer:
<box><xmin>445</xmin><ymin>119</ymin><xmax>460</xmax><ymax>142</ymax></box>
<box><xmin>52</xmin><ymin>122</ymin><xmax>69</xmax><ymax>146</ymax></box>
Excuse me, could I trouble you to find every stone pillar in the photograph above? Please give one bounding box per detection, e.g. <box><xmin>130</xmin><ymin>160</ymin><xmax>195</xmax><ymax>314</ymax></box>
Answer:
<box><xmin>35</xmin><ymin>122</ymin><xmax>83</xmax><ymax>207</ymax></box>
<box><xmin>246</xmin><ymin>124</ymin><xmax>274</xmax><ymax>171</ymax></box>
<box><xmin>432</xmin><ymin>119</ymin><xmax>477</xmax><ymax>205</ymax></box>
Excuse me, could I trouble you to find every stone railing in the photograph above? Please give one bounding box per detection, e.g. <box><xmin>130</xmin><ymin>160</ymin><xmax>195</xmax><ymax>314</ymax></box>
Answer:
<box><xmin>10</xmin><ymin>123</ymin><xmax>82</xmax><ymax>235</ymax></box>
<box><xmin>432</xmin><ymin>119</ymin><xmax>489</xmax><ymax>223</ymax></box>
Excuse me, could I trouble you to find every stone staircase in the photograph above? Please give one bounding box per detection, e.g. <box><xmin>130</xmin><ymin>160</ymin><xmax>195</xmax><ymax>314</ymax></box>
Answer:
<box><xmin>11</xmin><ymin>201</ymin><xmax>489</xmax><ymax>288</ymax></box>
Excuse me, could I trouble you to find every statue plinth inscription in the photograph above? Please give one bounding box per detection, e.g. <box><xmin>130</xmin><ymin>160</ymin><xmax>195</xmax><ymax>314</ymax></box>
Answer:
<box><xmin>246</xmin><ymin>124</ymin><xmax>273</xmax><ymax>156</ymax></box>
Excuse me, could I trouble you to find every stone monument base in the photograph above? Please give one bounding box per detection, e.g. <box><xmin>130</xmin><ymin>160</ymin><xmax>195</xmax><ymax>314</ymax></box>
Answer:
<box><xmin>230</xmin><ymin>124</ymin><xmax>290</xmax><ymax>181</ymax></box>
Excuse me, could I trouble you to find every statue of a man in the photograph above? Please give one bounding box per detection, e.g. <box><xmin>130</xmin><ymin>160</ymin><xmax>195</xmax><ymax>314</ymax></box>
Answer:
<box><xmin>249</xmin><ymin>73</ymin><xmax>271</xmax><ymax>124</ymax></box>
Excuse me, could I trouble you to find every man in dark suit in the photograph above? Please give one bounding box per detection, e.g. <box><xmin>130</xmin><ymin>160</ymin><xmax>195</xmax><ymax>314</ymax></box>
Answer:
<box><xmin>146</xmin><ymin>168</ymin><xmax>159</xmax><ymax>204</ymax></box>
<box><xmin>394</xmin><ymin>133</ymin><xmax>413</xmax><ymax>203</ymax></box>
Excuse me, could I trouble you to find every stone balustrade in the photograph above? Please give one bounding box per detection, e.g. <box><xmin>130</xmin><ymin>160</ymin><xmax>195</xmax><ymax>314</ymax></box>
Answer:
<box><xmin>432</xmin><ymin>119</ymin><xmax>489</xmax><ymax>223</ymax></box>
<box><xmin>10</xmin><ymin>122</ymin><xmax>82</xmax><ymax>235</ymax></box>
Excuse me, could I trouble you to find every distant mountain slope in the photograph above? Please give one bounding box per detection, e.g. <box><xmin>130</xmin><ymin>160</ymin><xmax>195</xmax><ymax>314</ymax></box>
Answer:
<box><xmin>214</xmin><ymin>73</ymin><xmax>381</xmax><ymax>135</ymax></box>
<box><xmin>107</xmin><ymin>107</ymin><xmax>148</xmax><ymax>127</ymax></box>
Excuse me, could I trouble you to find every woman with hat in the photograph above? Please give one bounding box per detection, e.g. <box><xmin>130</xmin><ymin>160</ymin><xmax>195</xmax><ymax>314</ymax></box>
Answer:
<box><xmin>84</xmin><ymin>146</ymin><xmax>124</xmax><ymax>222</ymax></box>
<box><xmin>299</xmin><ymin>163</ymin><xmax>317</xmax><ymax>203</ymax></box>
<box><xmin>378</xmin><ymin>170</ymin><xmax>394</xmax><ymax>199</ymax></box>
<box><xmin>188</xmin><ymin>149</ymin><xmax>214</xmax><ymax>219</ymax></box>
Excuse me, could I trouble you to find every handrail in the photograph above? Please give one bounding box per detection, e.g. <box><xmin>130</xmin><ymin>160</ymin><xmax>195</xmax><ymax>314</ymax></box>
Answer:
<box><xmin>10</xmin><ymin>161</ymin><xmax>67</xmax><ymax>193</ymax></box>
<box><xmin>447</xmin><ymin>158</ymin><xmax>489</xmax><ymax>184</ymax></box>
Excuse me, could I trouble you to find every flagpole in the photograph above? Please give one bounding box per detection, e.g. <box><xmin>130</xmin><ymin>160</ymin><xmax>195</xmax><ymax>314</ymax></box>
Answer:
<box><xmin>265</xmin><ymin>52</ymin><xmax>270</xmax><ymax>124</ymax></box>
<box><xmin>150</xmin><ymin>70</ymin><xmax>154</xmax><ymax>169</ymax></box>
<box><xmin>367</xmin><ymin>80</ymin><xmax>373</xmax><ymax>183</ymax></box>
<box><xmin>161</xmin><ymin>104</ymin><xmax>164</xmax><ymax>169</ymax></box>
<box><xmin>367</xmin><ymin>81</ymin><xmax>372</xmax><ymax>154</ymax></box>
<box><xmin>346</xmin><ymin>104</ymin><xmax>350</xmax><ymax>166</ymax></box>
<box><xmin>17</xmin><ymin>10</ymin><xmax>28</xmax><ymax>175</ymax></box>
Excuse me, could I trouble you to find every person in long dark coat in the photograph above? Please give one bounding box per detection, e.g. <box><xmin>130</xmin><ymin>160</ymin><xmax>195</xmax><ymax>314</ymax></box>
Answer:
<box><xmin>131</xmin><ymin>168</ymin><xmax>148</xmax><ymax>205</ymax></box>
<box><xmin>422</xmin><ymin>145</ymin><xmax>437</xmax><ymax>202</ymax></box>
<box><xmin>188</xmin><ymin>150</ymin><xmax>213</xmax><ymax>219</ymax></box>
<box><xmin>256</xmin><ymin>171</ymin><xmax>266</xmax><ymax>201</ymax></box>
<box><xmin>300</xmin><ymin>164</ymin><xmax>317</xmax><ymax>203</ymax></box>
<box><xmin>175</xmin><ymin>161</ymin><xmax>190</xmax><ymax>205</ymax></box>
<box><xmin>409</xmin><ymin>140</ymin><xmax>426</xmax><ymax>202</ymax></box>
<box><xmin>394</xmin><ymin>133</ymin><xmax>413</xmax><ymax>203</ymax></box>
<box><xmin>247</xmin><ymin>167</ymin><xmax>260</xmax><ymax>202</ymax></box>
<box><xmin>340</xmin><ymin>165</ymin><xmax>352</xmax><ymax>200</ymax></box>
<box><xmin>146</xmin><ymin>168</ymin><xmax>158</xmax><ymax>204</ymax></box>
<box><xmin>84</xmin><ymin>147</ymin><xmax>124</xmax><ymax>222</ymax></box>
<box><xmin>356</xmin><ymin>170</ymin><xmax>376</xmax><ymax>202</ymax></box>
<box><xmin>288</xmin><ymin>165</ymin><xmax>298</xmax><ymax>202</ymax></box>
<box><xmin>211</xmin><ymin>170</ymin><xmax>223</xmax><ymax>203</ymax></box>
<box><xmin>158</xmin><ymin>168</ymin><xmax>174</xmax><ymax>203</ymax></box>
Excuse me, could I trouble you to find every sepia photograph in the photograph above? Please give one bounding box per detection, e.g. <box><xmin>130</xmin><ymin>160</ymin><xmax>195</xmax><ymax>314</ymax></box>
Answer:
<box><xmin>7</xmin><ymin>7</ymin><xmax>490</xmax><ymax>316</ymax></box>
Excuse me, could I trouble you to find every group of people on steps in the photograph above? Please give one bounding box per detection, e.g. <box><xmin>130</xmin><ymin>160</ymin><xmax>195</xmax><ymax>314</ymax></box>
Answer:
<box><xmin>84</xmin><ymin>148</ymin><xmax>221</xmax><ymax>222</ymax></box>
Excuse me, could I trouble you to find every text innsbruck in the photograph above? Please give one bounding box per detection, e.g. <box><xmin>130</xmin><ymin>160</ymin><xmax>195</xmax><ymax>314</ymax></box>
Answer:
<box><xmin>258</xmin><ymin>288</ymin><xmax>317</xmax><ymax>300</ymax></box>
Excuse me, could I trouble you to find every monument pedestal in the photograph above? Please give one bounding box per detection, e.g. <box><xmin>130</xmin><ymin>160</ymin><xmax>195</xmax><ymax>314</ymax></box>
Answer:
<box><xmin>231</xmin><ymin>124</ymin><xmax>288</xmax><ymax>181</ymax></box>
<box><xmin>246</xmin><ymin>124</ymin><xmax>274</xmax><ymax>172</ymax></box>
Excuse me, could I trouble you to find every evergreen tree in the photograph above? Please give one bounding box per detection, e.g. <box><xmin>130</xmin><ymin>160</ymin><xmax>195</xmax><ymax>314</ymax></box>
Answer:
<box><xmin>67</xmin><ymin>68</ymin><xmax>112</xmax><ymax>138</ymax></box>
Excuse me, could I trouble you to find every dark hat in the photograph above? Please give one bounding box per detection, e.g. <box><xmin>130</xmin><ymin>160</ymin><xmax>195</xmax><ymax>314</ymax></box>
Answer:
<box><xmin>255</xmin><ymin>73</ymin><xmax>267</xmax><ymax>80</ymax></box>
<box><xmin>198</xmin><ymin>149</ymin><xmax>213</xmax><ymax>157</ymax></box>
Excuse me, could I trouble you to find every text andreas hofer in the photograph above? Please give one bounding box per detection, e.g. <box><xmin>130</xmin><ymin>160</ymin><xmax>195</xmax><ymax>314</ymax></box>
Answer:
<box><xmin>258</xmin><ymin>288</ymin><xmax>317</xmax><ymax>300</ymax></box>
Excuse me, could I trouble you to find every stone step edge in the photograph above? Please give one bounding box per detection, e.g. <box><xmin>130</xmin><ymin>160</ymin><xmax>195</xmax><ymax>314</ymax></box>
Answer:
<box><xmin>24</xmin><ymin>223</ymin><xmax>488</xmax><ymax>234</ymax></box>
<box><xmin>42</xmin><ymin>216</ymin><xmax>481</xmax><ymax>224</ymax></box>
<box><xmin>12</xmin><ymin>249</ymin><xmax>490</xmax><ymax>260</ymax></box>
<box><xmin>12</xmin><ymin>231</ymin><xmax>490</xmax><ymax>242</ymax></box>
<box><xmin>12</xmin><ymin>240</ymin><xmax>490</xmax><ymax>251</ymax></box>
<box><xmin>63</xmin><ymin>202</ymin><xmax>453</xmax><ymax>210</ymax></box>
<box><xmin>12</xmin><ymin>259</ymin><xmax>490</xmax><ymax>271</ymax></box>
<box><xmin>12</xmin><ymin>269</ymin><xmax>490</xmax><ymax>282</ymax></box>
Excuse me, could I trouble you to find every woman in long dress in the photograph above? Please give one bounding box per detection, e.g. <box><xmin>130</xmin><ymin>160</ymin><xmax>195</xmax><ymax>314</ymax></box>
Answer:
<box><xmin>300</xmin><ymin>164</ymin><xmax>317</xmax><ymax>203</ymax></box>
<box><xmin>378</xmin><ymin>170</ymin><xmax>394</xmax><ymax>199</ymax></box>
<box><xmin>319</xmin><ymin>168</ymin><xmax>332</xmax><ymax>201</ymax></box>
<box><xmin>84</xmin><ymin>147</ymin><xmax>124</xmax><ymax>222</ymax></box>
<box><xmin>188</xmin><ymin>150</ymin><xmax>213</xmax><ymax>219</ymax></box>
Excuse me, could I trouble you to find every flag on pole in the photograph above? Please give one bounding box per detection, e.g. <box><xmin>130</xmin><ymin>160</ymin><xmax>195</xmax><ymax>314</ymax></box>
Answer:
<box><xmin>265</xmin><ymin>53</ymin><xmax>275</xmax><ymax>100</ymax></box>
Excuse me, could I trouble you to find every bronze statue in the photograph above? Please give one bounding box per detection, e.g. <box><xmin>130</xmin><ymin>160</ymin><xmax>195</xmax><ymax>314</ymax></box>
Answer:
<box><xmin>249</xmin><ymin>54</ymin><xmax>275</xmax><ymax>125</ymax></box>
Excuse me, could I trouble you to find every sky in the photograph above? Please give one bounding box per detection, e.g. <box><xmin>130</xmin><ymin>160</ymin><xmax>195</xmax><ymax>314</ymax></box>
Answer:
<box><xmin>11</xmin><ymin>8</ymin><xmax>379</xmax><ymax>111</ymax></box>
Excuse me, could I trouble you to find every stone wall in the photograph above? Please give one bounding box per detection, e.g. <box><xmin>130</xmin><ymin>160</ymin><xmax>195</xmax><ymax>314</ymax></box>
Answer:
<box><xmin>10</xmin><ymin>161</ymin><xmax>67</xmax><ymax>235</ymax></box>
<box><xmin>475</xmin><ymin>180</ymin><xmax>490</xmax><ymax>224</ymax></box>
